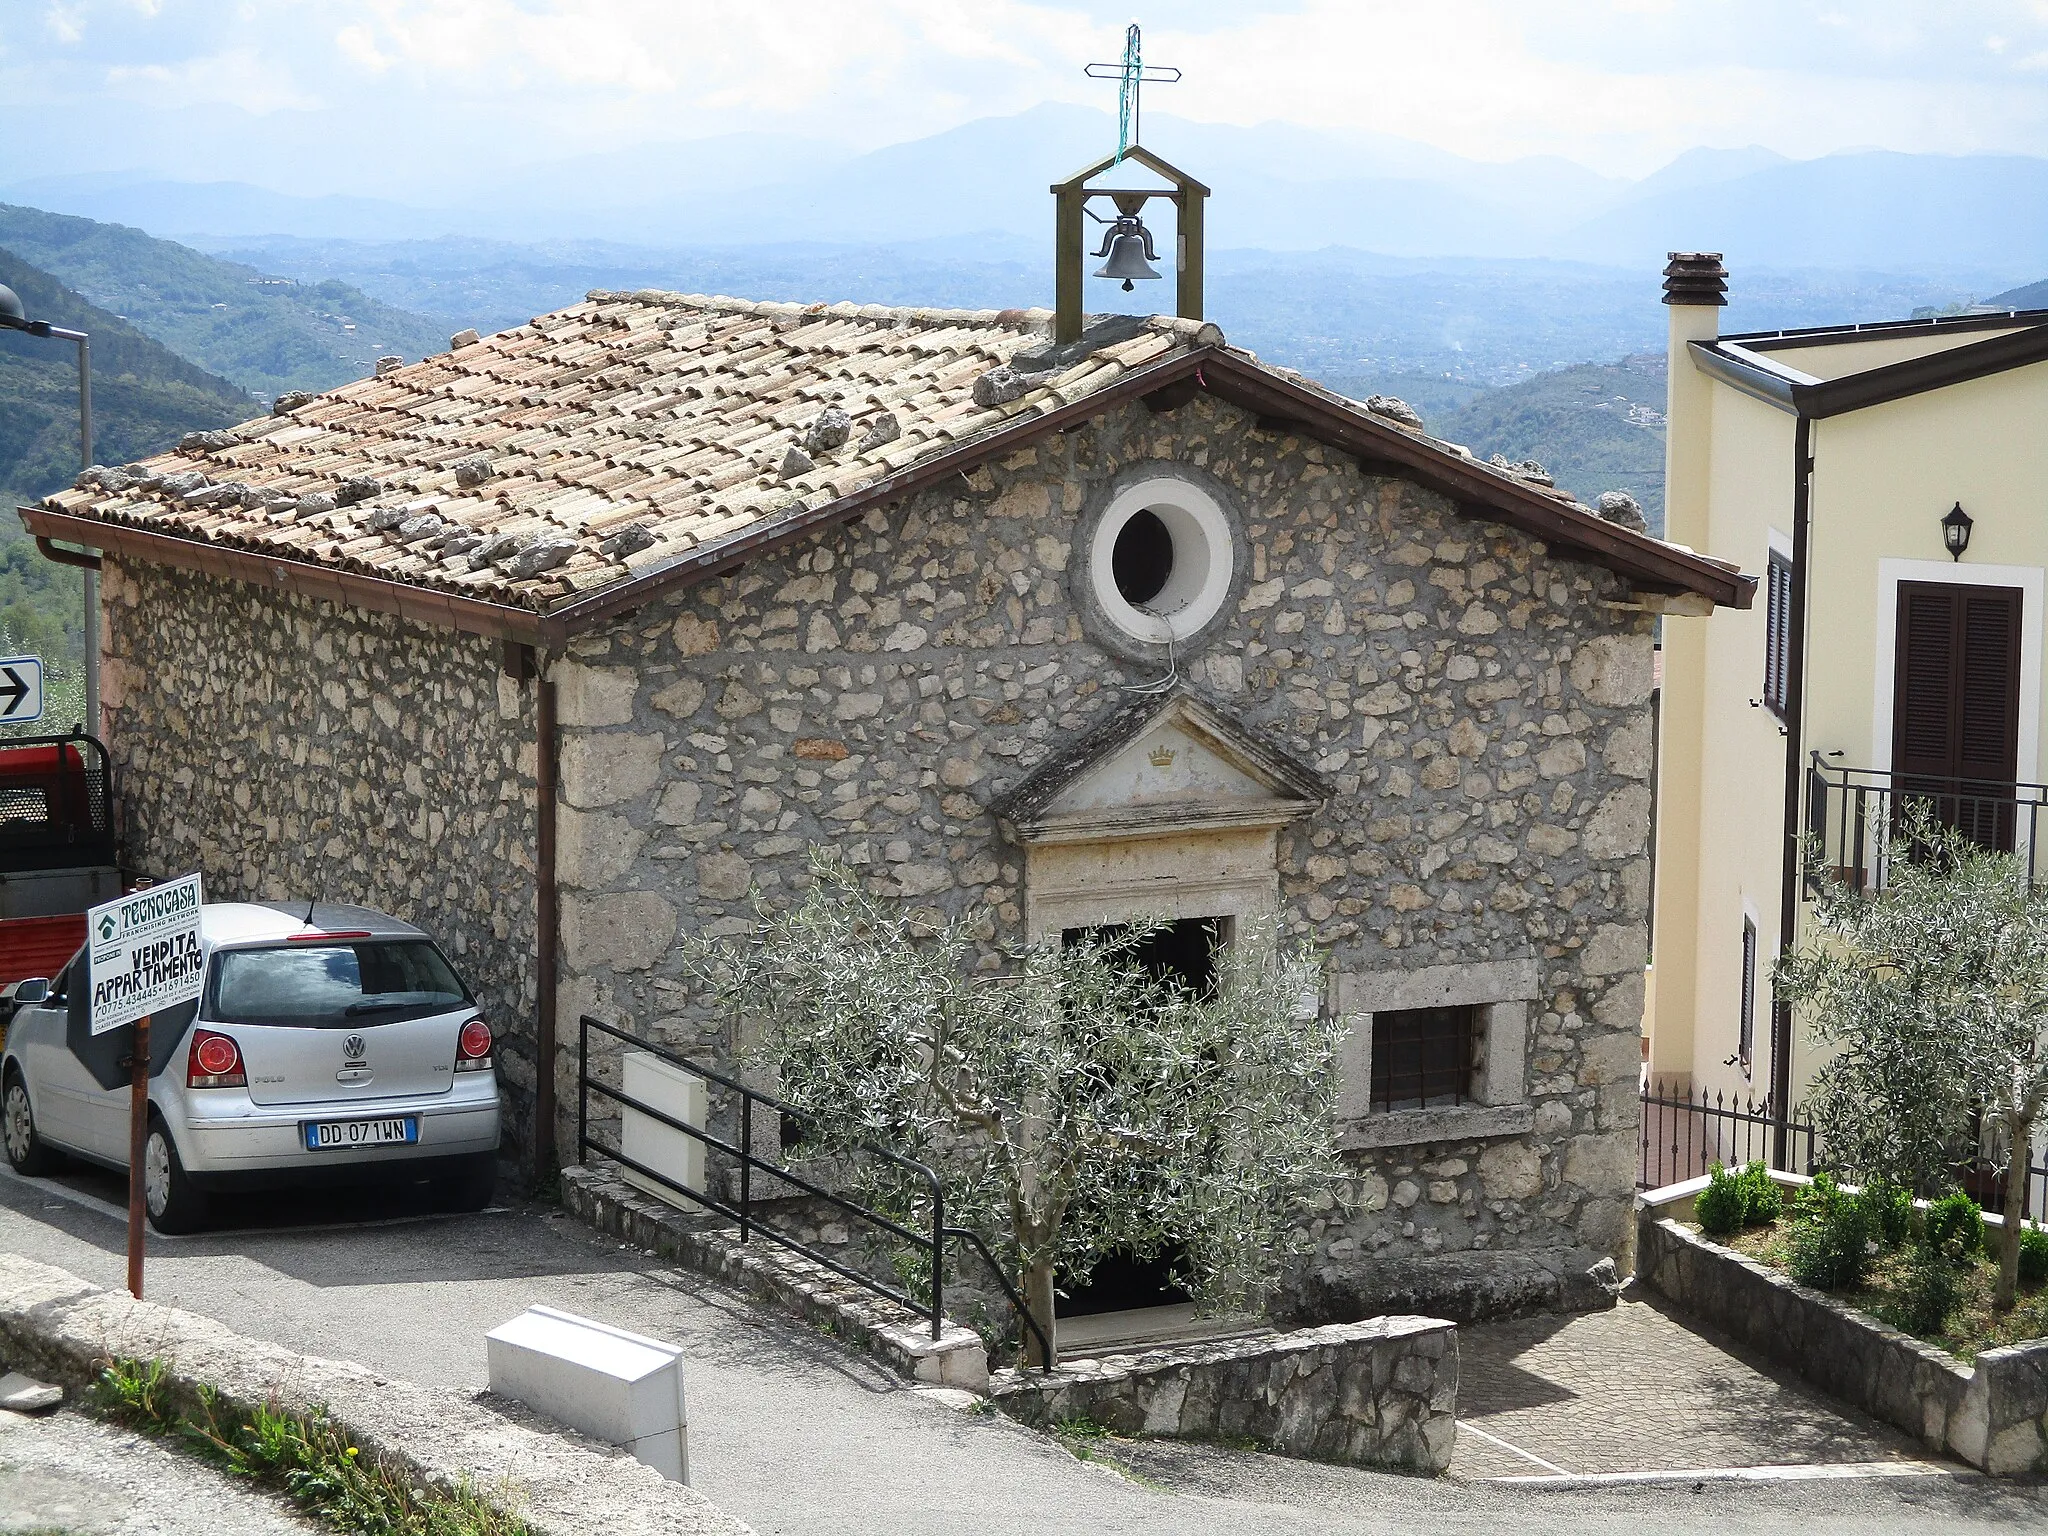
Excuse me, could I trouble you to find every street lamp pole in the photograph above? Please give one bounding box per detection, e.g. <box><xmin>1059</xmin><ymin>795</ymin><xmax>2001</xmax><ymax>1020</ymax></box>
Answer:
<box><xmin>0</xmin><ymin>284</ymin><xmax>97</xmax><ymax>732</ymax></box>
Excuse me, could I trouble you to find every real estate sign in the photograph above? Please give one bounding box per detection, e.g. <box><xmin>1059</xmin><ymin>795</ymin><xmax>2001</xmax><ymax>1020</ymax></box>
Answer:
<box><xmin>88</xmin><ymin>872</ymin><xmax>205</xmax><ymax>1036</ymax></box>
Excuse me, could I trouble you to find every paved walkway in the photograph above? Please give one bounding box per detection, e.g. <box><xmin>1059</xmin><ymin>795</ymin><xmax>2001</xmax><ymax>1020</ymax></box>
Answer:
<box><xmin>1451</xmin><ymin>1295</ymin><xmax>1929</xmax><ymax>1479</ymax></box>
<box><xmin>0</xmin><ymin>1162</ymin><xmax>2038</xmax><ymax>1536</ymax></box>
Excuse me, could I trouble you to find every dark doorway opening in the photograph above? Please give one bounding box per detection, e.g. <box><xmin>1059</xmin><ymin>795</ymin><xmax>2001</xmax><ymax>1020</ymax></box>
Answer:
<box><xmin>1053</xmin><ymin>915</ymin><xmax>1223</xmax><ymax>1318</ymax></box>
<box><xmin>1062</xmin><ymin>915</ymin><xmax>1223</xmax><ymax>1000</ymax></box>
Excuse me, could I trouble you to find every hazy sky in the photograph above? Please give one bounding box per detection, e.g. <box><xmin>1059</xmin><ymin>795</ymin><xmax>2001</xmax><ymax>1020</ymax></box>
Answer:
<box><xmin>6</xmin><ymin>0</ymin><xmax>2048</xmax><ymax>192</ymax></box>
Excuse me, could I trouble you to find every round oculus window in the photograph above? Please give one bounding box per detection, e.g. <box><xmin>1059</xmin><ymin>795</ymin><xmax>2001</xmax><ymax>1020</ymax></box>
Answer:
<box><xmin>1087</xmin><ymin>476</ymin><xmax>1236</xmax><ymax>646</ymax></box>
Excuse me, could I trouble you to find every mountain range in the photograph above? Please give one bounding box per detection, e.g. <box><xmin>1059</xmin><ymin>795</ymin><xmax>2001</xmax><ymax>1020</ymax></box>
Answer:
<box><xmin>8</xmin><ymin>106</ymin><xmax>2048</xmax><ymax>281</ymax></box>
<box><xmin>0</xmin><ymin>247</ymin><xmax>251</xmax><ymax>661</ymax></box>
<box><xmin>0</xmin><ymin>204</ymin><xmax>453</xmax><ymax>401</ymax></box>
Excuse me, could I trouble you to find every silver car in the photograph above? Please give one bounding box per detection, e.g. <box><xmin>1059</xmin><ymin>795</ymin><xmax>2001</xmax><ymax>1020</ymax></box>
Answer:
<box><xmin>2</xmin><ymin>901</ymin><xmax>501</xmax><ymax>1232</ymax></box>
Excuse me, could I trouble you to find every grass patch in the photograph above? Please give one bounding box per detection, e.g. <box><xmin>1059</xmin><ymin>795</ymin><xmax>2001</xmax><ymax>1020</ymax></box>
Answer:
<box><xmin>1711</xmin><ymin>1221</ymin><xmax>2048</xmax><ymax>1360</ymax></box>
<box><xmin>89</xmin><ymin>1357</ymin><xmax>530</xmax><ymax>1536</ymax></box>
<box><xmin>1047</xmin><ymin>1414</ymin><xmax>1168</xmax><ymax>1489</ymax></box>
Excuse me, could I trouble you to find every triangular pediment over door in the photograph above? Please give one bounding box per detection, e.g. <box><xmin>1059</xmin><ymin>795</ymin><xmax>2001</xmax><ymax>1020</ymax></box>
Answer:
<box><xmin>990</xmin><ymin>686</ymin><xmax>1330</xmax><ymax>940</ymax></box>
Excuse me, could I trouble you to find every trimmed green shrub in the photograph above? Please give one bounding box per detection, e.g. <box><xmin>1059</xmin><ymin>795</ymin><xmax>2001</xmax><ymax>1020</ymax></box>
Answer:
<box><xmin>1788</xmin><ymin>1173</ymin><xmax>1874</xmax><ymax>1291</ymax></box>
<box><xmin>1696</xmin><ymin>1160</ymin><xmax>1783</xmax><ymax>1238</ymax></box>
<box><xmin>1895</xmin><ymin>1242</ymin><xmax>1965</xmax><ymax>1335</ymax></box>
<box><xmin>1988</xmin><ymin>1220</ymin><xmax>2048</xmax><ymax>1286</ymax></box>
<box><xmin>1695</xmin><ymin>1163</ymin><xmax>1747</xmax><ymax>1237</ymax></box>
<box><xmin>1738</xmin><ymin>1161</ymin><xmax>1784</xmax><ymax>1225</ymax></box>
<box><xmin>1923</xmin><ymin>1190</ymin><xmax>1985</xmax><ymax>1265</ymax></box>
<box><xmin>1856</xmin><ymin>1176</ymin><xmax>1913</xmax><ymax>1250</ymax></box>
<box><xmin>2023</xmin><ymin>1225</ymin><xmax>2048</xmax><ymax>1287</ymax></box>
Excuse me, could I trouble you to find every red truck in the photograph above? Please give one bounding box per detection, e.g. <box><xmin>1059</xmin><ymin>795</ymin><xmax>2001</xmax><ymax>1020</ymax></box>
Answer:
<box><xmin>0</xmin><ymin>733</ymin><xmax>119</xmax><ymax>990</ymax></box>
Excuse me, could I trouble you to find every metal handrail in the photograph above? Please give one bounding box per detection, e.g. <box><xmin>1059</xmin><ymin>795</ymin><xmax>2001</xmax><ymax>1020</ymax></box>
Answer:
<box><xmin>1806</xmin><ymin>753</ymin><xmax>2048</xmax><ymax>892</ymax></box>
<box><xmin>943</xmin><ymin>1223</ymin><xmax>1053</xmax><ymax>1370</ymax></box>
<box><xmin>577</xmin><ymin>1014</ymin><xmax>1052</xmax><ymax>1369</ymax></box>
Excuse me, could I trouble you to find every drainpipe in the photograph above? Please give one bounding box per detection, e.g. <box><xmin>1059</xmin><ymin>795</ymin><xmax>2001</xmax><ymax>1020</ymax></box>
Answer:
<box><xmin>535</xmin><ymin>660</ymin><xmax>560</xmax><ymax>1176</ymax></box>
<box><xmin>1772</xmin><ymin>416</ymin><xmax>1815</xmax><ymax>1167</ymax></box>
<box><xmin>510</xmin><ymin>640</ymin><xmax>560</xmax><ymax>1176</ymax></box>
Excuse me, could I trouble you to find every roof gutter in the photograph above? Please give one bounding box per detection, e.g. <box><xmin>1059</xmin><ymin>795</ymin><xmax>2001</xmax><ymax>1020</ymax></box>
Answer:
<box><xmin>16</xmin><ymin>505</ymin><xmax>560</xmax><ymax>648</ymax></box>
<box><xmin>1693</xmin><ymin>322</ymin><xmax>2048</xmax><ymax>422</ymax></box>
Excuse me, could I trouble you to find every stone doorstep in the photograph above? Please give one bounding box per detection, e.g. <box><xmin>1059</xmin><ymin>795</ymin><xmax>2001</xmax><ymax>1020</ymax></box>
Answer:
<box><xmin>560</xmin><ymin>1164</ymin><xmax>990</xmax><ymax>1392</ymax></box>
<box><xmin>0</xmin><ymin>1252</ymin><xmax>752</xmax><ymax>1536</ymax></box>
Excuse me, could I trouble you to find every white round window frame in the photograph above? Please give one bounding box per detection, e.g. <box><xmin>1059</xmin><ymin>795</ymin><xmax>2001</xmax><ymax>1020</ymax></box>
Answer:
<box><xmin>1087</xmin><ymin>476</ymin><xmax>1237</xmax><ymax>648</ymax></box>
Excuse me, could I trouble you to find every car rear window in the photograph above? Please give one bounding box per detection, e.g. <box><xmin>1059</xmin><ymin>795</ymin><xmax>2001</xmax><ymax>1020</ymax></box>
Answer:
<box><xmin>207</xmin><ymin>940</ymin><xmax>472</xmax><ymax>1029</ymax></box>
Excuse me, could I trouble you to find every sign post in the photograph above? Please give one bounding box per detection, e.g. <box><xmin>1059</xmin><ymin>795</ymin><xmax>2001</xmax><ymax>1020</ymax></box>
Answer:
<box><xmin>87</xmin><ymin>872</ymin><xmax>205</xmax><ymax>1299</ymax></box>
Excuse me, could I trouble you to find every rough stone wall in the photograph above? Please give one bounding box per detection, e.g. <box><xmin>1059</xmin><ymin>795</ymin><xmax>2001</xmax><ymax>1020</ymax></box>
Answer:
<box><xmin>990</xmin><ymin>1316</ymin><xmax>1459</xmax><ymax>1472</ymax></box>
<box><xmin>96</xmin><ymin>557</ymin><xmax>543</xmax><ymax>1153</ymax></box>
<box><xmin>549</xmin><ymin>390</ymin><xmax>1656</xmax><ymax>1307</ymax></box>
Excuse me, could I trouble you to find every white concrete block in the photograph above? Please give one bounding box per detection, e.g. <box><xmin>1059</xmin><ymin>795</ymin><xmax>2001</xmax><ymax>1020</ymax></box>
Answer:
<box><xmin>620</xmin><ymin>1050</ymin><xmax>709</xmax><ymax>1213</ymax></box>
<box><xmin>486</xmin><ymin>1305</ymin><xmax>688</xmax><ymax>1483</ymax></box>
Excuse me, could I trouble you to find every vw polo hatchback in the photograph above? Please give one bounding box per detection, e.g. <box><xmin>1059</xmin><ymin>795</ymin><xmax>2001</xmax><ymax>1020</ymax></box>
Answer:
<box><xmin>2</xmin><ymin>901</ymin><xmax>501</xmax><ymax>1231</ymax></box>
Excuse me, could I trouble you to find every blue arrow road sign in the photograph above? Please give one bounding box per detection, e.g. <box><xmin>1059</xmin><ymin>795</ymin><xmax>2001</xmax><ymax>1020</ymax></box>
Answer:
<box><xmin>0</xmin><ymin>656</ymin><xmax>41</xmax><ymax>724</ymax></box>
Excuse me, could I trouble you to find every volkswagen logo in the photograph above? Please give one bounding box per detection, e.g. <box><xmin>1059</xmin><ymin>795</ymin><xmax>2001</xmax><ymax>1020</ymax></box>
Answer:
<box><xmin>343</xmin><ymin>1035</ymin><xmax>367</xmax><ymax>1063</ymax></box>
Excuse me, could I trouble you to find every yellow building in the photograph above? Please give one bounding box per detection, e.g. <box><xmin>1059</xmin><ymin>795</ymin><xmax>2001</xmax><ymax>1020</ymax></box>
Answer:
<box><xmin>1652</xmin><ymin>252</ymin><xmax>2048</xmax><ymax>1151</ymax></box>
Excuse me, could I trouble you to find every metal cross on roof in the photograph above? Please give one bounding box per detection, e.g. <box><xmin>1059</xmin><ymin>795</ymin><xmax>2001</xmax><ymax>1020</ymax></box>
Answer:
<box><xmin>1085</xmin><ymin>22</ymin><xmax>1180</xmax><ymax>163</ymax></box>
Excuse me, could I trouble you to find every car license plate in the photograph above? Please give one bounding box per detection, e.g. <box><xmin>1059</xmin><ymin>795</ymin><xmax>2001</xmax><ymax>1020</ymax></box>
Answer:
<box><xmin>301</xmin><ymin>1116</ymin><xmax>418</xmax><ymax>1151</ymax></box>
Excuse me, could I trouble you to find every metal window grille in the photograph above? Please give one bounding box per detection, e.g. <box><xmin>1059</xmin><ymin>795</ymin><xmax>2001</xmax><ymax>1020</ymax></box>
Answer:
<box><xmin>1371</xmin><ymin>1005</ymin><xmax>1474</xmax><ymax>1112</ymax></box>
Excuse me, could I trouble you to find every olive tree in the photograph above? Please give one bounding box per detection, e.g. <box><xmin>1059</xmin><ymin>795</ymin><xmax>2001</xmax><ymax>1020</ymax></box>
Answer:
<box><xmin>680</xmin><ymin>852</ymin><xmax>1348</xmax><ymax>1365</ymax></box>
<box><xmin>1777</xmin><ymin>810</ymin><xmax>2048</xmax><ymax>1309</ymax></box>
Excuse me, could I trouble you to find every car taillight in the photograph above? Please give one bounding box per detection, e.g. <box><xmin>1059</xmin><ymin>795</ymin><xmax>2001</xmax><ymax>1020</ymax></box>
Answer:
<box><xmin>456</xmin><ymin>1017</ymin><xmax>493</xmax><ymax>1072</ymax></box>
<box><xmin>188</xmin><ymin>1028</ymin><xmax>246</xmax><ymax>1089</ymax></box>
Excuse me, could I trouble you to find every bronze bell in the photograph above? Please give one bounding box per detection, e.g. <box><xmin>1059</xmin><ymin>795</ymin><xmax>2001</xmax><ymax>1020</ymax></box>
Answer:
<box><xmin>1093</xmin><ymin>214</ymin><xmax>1162</xmax><ymax>291</ymax></box>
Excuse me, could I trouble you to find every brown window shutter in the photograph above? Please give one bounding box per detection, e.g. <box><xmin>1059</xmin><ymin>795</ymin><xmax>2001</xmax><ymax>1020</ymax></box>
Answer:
<box><xmin>1892</xmin><ymin>581</ymin><xmax>2023</xmax><ymax>852</ymax></box>
<box><xmin>1893</xmin><ymin>583</ymin><xmax>1959</xmax><ymax>779</ymax></box>
<box><xmin>1958</xmin><ymin>588</ymin><xmax>2021</xmax><ymax>785</ymax></box>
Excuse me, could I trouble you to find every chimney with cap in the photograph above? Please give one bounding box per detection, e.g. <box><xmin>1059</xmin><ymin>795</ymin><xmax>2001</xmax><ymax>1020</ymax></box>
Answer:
<box><xmin>1662</xmin><ymin>252</ymin><xmax>1727</xmax><ymax>557</ymax></box>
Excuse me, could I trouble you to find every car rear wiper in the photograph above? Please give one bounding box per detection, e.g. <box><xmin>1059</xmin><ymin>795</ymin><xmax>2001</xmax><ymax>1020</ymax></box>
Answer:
<box><xmin>344</xmin><ymin>1000</ymin><xmax>411</xmax><ymax>1016</ymax></box>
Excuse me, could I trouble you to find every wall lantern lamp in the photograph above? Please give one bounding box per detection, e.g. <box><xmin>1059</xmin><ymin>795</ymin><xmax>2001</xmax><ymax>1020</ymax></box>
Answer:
<box><xmin>1942</xmin><ymin>501</ymin><xmax>1973</xmax><ymax>561</ymax></box>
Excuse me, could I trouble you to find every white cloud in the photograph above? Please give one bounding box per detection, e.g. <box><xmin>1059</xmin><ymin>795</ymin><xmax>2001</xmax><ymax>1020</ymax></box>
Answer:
<box><xmin>105</xmin><ymin>44</ymin><xmax>321</xmax><ymax>114</ymax></box>
<box><xmin>14</xmin><ymin>0</ymin><xmax>2048</xmax><ymax>187</ymax></box>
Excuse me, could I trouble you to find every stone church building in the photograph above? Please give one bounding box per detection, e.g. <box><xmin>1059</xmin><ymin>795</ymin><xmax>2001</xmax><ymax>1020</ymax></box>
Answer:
<box><xmin>24</xmin><ymin>290</ymin><xmax>1750</xmax><ymax>1316</ymax></box>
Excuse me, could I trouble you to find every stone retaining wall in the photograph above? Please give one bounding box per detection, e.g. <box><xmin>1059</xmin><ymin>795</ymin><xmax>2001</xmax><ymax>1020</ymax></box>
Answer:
<box><xmin>1637</xmin><ymin>1179</ymin><xmax>2048</xmax><ymax>1473</ymax></box>
<box><xmin>990</xmin><ymin>1316</ymin><xmax>1458</xmax><ymax>1474</ymax></box>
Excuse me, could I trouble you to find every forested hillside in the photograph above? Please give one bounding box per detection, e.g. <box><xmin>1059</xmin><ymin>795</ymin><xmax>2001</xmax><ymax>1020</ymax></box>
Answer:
<box><xmin>1</xmin><ymin>249</ymin><xmax>252</xmax><ymax>665</ymax></box>
<box><xmin>1441</xmin><ymin>356</ymin><xmax>1667</xmax><ymax>533</ymax></box>
<box><xmin>0</xmin><ymin>204</ymin><xmax>452</xmax><ymax>402</ymax></box>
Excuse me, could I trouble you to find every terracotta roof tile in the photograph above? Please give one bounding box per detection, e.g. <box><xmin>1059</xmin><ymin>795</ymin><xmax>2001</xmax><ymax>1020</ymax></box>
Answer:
<box><xmin>40</xmin><ymin>288</ymin><xmax>1742</xmax><ymax>618</ymax></box>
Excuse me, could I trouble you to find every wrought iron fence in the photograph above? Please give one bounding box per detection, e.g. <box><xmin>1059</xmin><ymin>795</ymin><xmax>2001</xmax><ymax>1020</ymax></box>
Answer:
<box><xmin>1638</xmin><ymin>1075</ymin><xmax>1815</xmax><ymax>1190</ymax></box>
<box><xmin>1640</xmin><ymin>1074</ymin><xmax>2048</xmax><ymax>1223</ymax></box>
<box><xmin>1805</xmin><ymin>753</ymin><xmax>2048</xmax><ymax>893</ymax></box>
<box><xmin>577</xmin><ymin>1014</ymin><xmax>1052</xmax><ymax>1368</ymax></box>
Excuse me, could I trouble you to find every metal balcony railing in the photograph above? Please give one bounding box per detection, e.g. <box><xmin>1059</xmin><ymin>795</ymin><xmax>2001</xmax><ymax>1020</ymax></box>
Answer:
<box><xmin>1805</xmin><ymin>753</ymin><xmax>2048</xmax><ymax>893</ymax></box>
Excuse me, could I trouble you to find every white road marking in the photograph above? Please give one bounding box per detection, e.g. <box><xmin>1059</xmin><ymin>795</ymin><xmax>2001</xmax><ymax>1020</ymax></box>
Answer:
<box><xmin>0</xmin><ymin>1163</ymin><xmax>128</xmax><ymax>1223</ymax></box>
<box><xmin>1459</xmin><ymin>1419</ymin><xmax>1570</xmax><ymax>1476</ymax></box>
<box><xmin>1486</xmin><ymin>1460</ymin><xmax>1963</xmax><ymax>1488</ymax></box>
<box><xmin>0</xmin><ymin>1163</ymin><xmax>507</xmax><ymax>1238</ymax></box>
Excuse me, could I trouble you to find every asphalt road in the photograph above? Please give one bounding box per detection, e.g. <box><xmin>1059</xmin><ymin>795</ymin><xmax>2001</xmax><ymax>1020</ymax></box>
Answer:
<box><xmin>0</xmin><ymin>1404</ymin><xmax>319</xmax><ymax>1535</ymax></box>
<box><xmin>2</xmin><ymin>1158</ymin><xmax>2044</xmax><ymax>1536</ymax></box>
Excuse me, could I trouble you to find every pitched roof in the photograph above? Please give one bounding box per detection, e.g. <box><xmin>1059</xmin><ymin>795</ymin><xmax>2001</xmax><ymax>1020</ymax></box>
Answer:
<box><xmin>22</xmin><ymin>291</ymin><xmax>1753</xmax><ymax>644</ymax></box>
<box><xmin>1695</xmin><ymin>308</ymin><xmax>2048</xmax><ymax>419</ymax></box>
